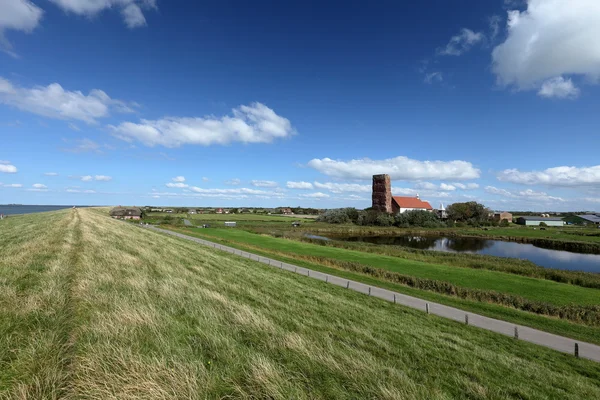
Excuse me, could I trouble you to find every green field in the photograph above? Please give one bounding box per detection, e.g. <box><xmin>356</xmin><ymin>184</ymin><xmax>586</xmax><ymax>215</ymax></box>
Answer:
<box><xmin>167</xmin><ymin>226</ymin><xmax>600</xmax><ymax>344</ymax></box>
<box><xmin>2</xmin><ymin>209</ymin><xmax>600</xmax><ymax>398</ymax></box>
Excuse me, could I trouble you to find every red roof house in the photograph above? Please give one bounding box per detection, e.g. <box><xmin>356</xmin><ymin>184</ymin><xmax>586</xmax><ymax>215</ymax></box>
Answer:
<box><xmin>392</xmin><ymin>196</ymin><xmax>433</xmax><ymax>214</ymax></box>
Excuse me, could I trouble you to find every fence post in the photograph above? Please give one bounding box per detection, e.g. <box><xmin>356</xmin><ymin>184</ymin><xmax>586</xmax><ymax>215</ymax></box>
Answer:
<box><xmin>280</xmin><ymin>262</ymin><xmax>283</xmax><ymax>269</ymax></box>
<box><xmin>325</xmin><ymin>275</ymin><xmax>328</xmax><ymax>283</ymax></box>
<box><xmin>268</xmin><ymin>260</ymin><xmax>271</xmax><ymax>266</ymax></box>
<box><xmin>426</xmin><ymin>303</ymin><xmax>429</xmax><ymax>314</ymax></box>
<box><xmin>514</xmin><ymin>326</ymin><xmax>519</xmax><ymax>339</ymax></box>
<box><xmin>294</xmin><ymin>267</ymin><xmax>297</xmax><ymax>273</ymax></box>
<box><xmin>575</xmin><ymin>343</ymin><xmax>579</xmax><ymax>358</ymax></box>
<box><xmin>307</xmin><ymin>270</ymin><xmax>310</xmax><ymax>277</ymax></box>
<box><xmin>346</xmin><ymin>281</ymin><xmax>350</xmax><ymax>289</ymax></box>
<box><xmin>368</xmin><ymin>287</ymin><xmax>371</xmax><ymax>296</ymax></box>
<box><xmin>465</xmin><ymin>314</ymin><xmax>469</xmax><ymax>325</ymax></box>
<box><xmin>393</xmin><ymin>294</ymin><xmax>396</xmax><ymax>304</ymax></box>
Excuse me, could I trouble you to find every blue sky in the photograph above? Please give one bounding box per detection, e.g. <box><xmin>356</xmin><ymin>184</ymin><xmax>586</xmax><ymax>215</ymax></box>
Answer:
<box><xmin>1</xmin><ymin>0</ymin><xmax>599</xmax><ymax>210</ymax></box>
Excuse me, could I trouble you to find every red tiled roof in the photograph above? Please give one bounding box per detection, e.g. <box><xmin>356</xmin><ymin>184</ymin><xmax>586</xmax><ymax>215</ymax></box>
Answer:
<box><xmin>392</xmin><ymin>196</ymin><xmax>433</xmax><ymax>210</ymax></box>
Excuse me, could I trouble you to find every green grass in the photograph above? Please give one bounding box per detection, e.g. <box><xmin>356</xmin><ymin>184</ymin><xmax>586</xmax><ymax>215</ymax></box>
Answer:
<box><xmin>459</xmin><ymin>226</ymin><xmax>600</xmax><ymax>243</ymax></box>
<box><xmin>166</xmin><ymin>226</ymin><xmax>600</xmax><ymax>344</ymax></box>
<box><xmin>1</xmin><ymin>209</ymin><xmax>600</xmax><ymax>398</ymax></box>
<box><xmin>176</xmin><ymin>227</ymin><xmax>600</xmax><ymax>307</ymax></box>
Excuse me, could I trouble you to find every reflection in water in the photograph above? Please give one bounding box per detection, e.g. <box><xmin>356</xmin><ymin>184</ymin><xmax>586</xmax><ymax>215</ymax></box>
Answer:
<box><xmin>332</xmin><ymin>235</ymin><xmax>600</xmax><ymax>273</ymax></box>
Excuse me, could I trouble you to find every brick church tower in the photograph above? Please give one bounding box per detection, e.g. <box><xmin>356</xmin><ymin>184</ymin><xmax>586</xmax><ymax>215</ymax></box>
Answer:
<box><xmin>372</xmin><ymin>174</ymin><xmax>392</xmax><ymax>213</ymax></box>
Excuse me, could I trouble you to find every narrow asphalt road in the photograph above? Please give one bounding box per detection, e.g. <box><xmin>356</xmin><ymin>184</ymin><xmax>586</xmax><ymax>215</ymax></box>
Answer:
<box><xmin>145</xmin><ymin>225</ymin><xmax>600</xmax><ymax>363</ymax></box>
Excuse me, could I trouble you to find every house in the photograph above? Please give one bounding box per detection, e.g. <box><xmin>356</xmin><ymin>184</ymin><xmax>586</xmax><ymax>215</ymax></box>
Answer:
<box><xmin>215</xmin><ymin>208</ymin><xmax>223</xmax><ymax>214</ymax></box>
<box><xmin>516</xmin><ymin>216</ymin><xmax>564</xmax><ymax>227</ymax></box>
<box><xmin>493</xmin><ymin>211</ymin><xmax>513</xmax><ymax>223</ymax></box>
<box><xmin>109</xmin><ymin>206</ymin><xmax>143</xmax><ymax>220</ymax></box>
<box><xmin>164</xmin><ymin>209</ymin><xmax>173</xmax><ymax>213</ymax></box>
<box><xmin>372</xmin><ymin>174</ymin><xmax>432</xmax><ymax>214</ymax></box>
<box><xmin>188</xmin><ymin>209</ymin><xmax>197</xmax><ymax>214</ymax></box>
<box><xmin>280</xmin><ymin>207</ymin><xmax>294</xmax><ymax>215</ymax></box>
<box><xmin>391</xmin><ymin>196</ymin><xmax>433</xmax><ymax>214</ymax></box>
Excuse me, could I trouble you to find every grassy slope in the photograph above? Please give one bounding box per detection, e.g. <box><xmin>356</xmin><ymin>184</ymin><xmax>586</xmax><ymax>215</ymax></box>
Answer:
<box><xmin>168</xmin><ymin>226</ymin><xmax>600</xmax><ymax>345</ymax></box>
<box><xmin>2</xmin><ymin>209</ymin><xmax>600</xmax><ymax>399</ymax></box>
<box><xmin>173</xmin><ymin>228</ymin><xmax>600</xmax><ymax>307</ymax></box>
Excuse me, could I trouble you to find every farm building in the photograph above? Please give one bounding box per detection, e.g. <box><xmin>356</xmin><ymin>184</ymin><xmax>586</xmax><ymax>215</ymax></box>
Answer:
<box><xmin>224</xmin><ymin>221</ymin><xmax>237</xmax><ymax>227</ymax></box>
<box><xmin>372</xmin><ymin>174</ymin><xmax>432</xmax><ymax>214</ymax></box>
<box><xmin>109</xmin><ymin>206</ymin><xmax>143</xmax><ymax>220</ymax></box>
<box><xmin>516</xmin><ymin>216</ymin><xmax>564</xmax><ymax>227</ymax></box>
<box><xmin>188</xmin><ymin>209</ymin><xmax>197</xmax><ymax>214</ymax></box>
<box><xmin>569</xmin><ymin>214</ymin><xmax>600</xmax><ymax>225</ymax></box>
<box><xmin>493</xmin><ymin>212</ymin><xmax>513</xmax><ymax>223</ymax></box>
<box><xmin>280</xmin><ymin>207</ymin><xmax>294</xmax><ymax>215</ymax></box>
<box><xmin>215</xmin><ymin>208</ymin><xmax>223</xmax><ymax>214</ymax></box>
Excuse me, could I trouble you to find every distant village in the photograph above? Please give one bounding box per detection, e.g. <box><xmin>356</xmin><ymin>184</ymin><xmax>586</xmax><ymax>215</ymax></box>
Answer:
<box><xmin>108</xmin><ymin>174</ymin><xmax>600</xmax><ymax>227</ymax></box>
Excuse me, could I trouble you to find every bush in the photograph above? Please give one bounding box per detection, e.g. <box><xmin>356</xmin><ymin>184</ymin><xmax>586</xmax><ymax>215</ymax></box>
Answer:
<box><xmin>395</xmin><ymin>210</ymin><xmax>443</xmax><ymax>228</ymax></box>
<box><xmin>540</xmin><ymin>222</ymin><xmax>548</xmax><ymax>227</ymax></box>
<box><xmin>500</xmin><ymin>219</ymin><xmax>510</xmax><ymax>227</ymax></box>
<box><xmin>317</xmin><ymin>208</ymin><xmax>351</xmax><ymax>224</ymax></box>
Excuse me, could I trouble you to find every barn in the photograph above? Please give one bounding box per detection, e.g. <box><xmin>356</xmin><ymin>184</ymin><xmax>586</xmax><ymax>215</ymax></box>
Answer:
<box><xmin>516</xmin><ymin>216</ymin><xmax>564</xmax><ymax>227</ymax></box>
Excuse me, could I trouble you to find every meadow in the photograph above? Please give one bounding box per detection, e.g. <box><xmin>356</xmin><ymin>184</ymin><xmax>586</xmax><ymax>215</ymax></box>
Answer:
<box><xmin>1</xmin><ymin>208</ymin><xmax>600</xmax><ymax>398</ymax></box>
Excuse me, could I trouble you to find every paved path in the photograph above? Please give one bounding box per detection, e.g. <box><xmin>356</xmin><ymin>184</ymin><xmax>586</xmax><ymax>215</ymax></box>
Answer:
<box><xmin>145</xmin><ymin>225</ymin><xmax>600</xmax><ymax>363</ymax></box>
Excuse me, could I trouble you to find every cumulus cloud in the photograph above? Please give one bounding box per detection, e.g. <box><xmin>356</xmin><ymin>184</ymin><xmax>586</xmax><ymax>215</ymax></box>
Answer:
<box><xmin>307</xmin><ymin>156</ymin><xmax>480</xmax><ymax>181</ymax></box>
<box><xmin>485</xmin><ymin>185</ymin><xmax>564</xmax><ymax>202</ymax></box>
<box><xmin>172</xmin><ymin>176</ymin><xmax>185</xmax><ymax>182</ymax></box>
<box><xmin>49</xmin><ymin>0</ymin><xmax>157</xmax><ymax>29</ymax></box>
<box><xmin>189</xmin><ymin>186</ymin><xmax>283</xmax><ymax>196</ymax></box>
<box><xmin>66</xmin><ymin>188</ymin><xmax>96</xmax><ymax>193</ymax></box>
<box><xmin>498</xmin><ymin>165</ymin><xmax>600</xmax><ymax>186</ymax></box>
<box><xmin>300</xmin><ymin>192</ymin><xmax>330</xmax><ymax>199</ymax></box>
<box><xmin>452</xmin><ymin>182</ymin><xmax>480</xmax><ymax>190</ymax></box>
<box><xmin>166</xmin><ymin>182</ymin><xmax>188</xmax><ymax>188</ymax></box>
<box><xmin>492</xmin><ymin>0</ymin><xmax>600</xmax><ymax>94</ymax></box>
<box><xmin>0</xmin><ymin>77</ymin><xmax>134</xmax><ymax>123</ymax></box>
<box><xmin>94</xmin><ymin>175</ymin><xmax>112</xmax><ymax>181</ymax></box>
<box><xmin>0</xmin><ymin>0</ymin><xmax>43</xmax><ymax>57</ymax></box>
<box><xmin>202</xmin><ymin>177</ymin><xmax>209</xmax><ymax>182</ymax></box>
<box><xmin>537</xmin><ymin>77</ymin><xmax>580</xmax><ymax>99</ymax></box>
<box><xmin>109</xmin><ymin>102</ymin><xmax>294</xmax><ymax>147</ymax></box>
<box><xmin>225</xmin><ymin>178</ymin><xmax>241</xmax><ymax>185</ymax></box>
<box><xmin>44</xmin><ymin>172</ymin><xmax>59</xmax><ymax>176</ymax></box>
<box><xmin>438</xmin><ymin>28</ymin><xmax>485</xmax><ymax>56</ymax></box>
<box><xmin>27</xmin><ymin>183</ymin><xmax>48</xmax><ymax>192</ymax></box>
<box><xmin>2</xmin><ymin>183</ymin><xmax>22</xmax><ymax>188</ymax></box>
<box><xmin>32</xmin><ymin>183</ymin><xmax>46</xmax><ymax>189</ymax></box>
<box><xmin>251</xmin><ymin>180</ymin><xmax>278</xmax><ymax>188</ymax></box>
<box><xmin>0</xmin><ymin>161</ymin><xmax>17</xmax><ymax>173</ymax></box>
<box><xmin>61</xmin><ymin>138</ymin><xmax>104</xmax><ymax>153</ymax></box>
<box><xmin>286</xmin><ymin>181</ymin><xmax>314</xmax><ymax>190</ymax></box>
<box><xmin>77</xmin><ymin>174</ymin><xmax>111</xmax><ymax>182</ymax></box>
<box><xmin>313</xmin><ymin>181</ymin><xmax>371</xmax><ymax>193</ymax></box>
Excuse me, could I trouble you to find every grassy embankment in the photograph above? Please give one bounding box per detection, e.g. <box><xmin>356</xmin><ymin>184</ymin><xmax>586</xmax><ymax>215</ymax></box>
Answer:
<box><xmin>2</xmin><ymin>209</ymin><xmax>600</xmax><ymax>398</ymax></box>
<box><xmin>167</xmin><ymin>225</ymin><xmax>600</xmax><ymax>344</ymax></box>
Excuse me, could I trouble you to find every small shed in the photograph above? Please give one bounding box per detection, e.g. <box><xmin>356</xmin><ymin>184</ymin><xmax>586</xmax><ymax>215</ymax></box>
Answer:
<box><xmin>493</xmin><ymin>212</ymin><xmax>513</xmax><ymax>223</ymax></box>
<box><xmin>516</xmin><ymin>216</ymin><xmax>564</xmax><ymax>227</ymax></box>
<box><xmin>224</xmin><ymin>221</ymin><xmax>237</xmax><ymax>227</ymax></box>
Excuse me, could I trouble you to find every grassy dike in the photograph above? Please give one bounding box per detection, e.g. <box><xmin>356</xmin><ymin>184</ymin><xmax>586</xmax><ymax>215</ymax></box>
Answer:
<box><xmin>0</xmin><ymin>210</ymin><xmax>599</xmax><ymax>398</ymax></box>
<box><xmin>167</xmin><ymin>226</ymin><xmax>600</xmax><ymax>344</ymax></box>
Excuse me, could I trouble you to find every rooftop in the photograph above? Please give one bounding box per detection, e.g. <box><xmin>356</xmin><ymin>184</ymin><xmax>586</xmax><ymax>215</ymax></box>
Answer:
<box><xmin>577</xmin><ymin>214</ymin><xmax>600</xmax><ymax>223</ymax></box>
<box><xmin>518</xmin><ymin>216</ymin><xmax>563</xmax><ymax>221</ymax></box>
<box><xmin>392</xmin><ymin>196</ymin><xmax>433</xmax><ymax>210</ymax></box>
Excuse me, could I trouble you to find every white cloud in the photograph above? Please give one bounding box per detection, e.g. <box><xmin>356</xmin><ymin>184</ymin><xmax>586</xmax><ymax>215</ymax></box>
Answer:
<box><xmin>66</xmin><ymin>188</ymin><xmax>96</xmax><ymax>193</ymax></box>
<box><xmin>492</xmin><ymin>0</ymin><xmax>600</xmax><ymax>94</ymax></box>
<box><xmin>0</xmin><ymin>0</ymin><xmax>43</xmax><ymax>57</ymax></box>
<box><xmin>77</xmin><ymin>174</ymin><xmax>111</xmax><ymax>182</ymax></box>
<box><xmin>451</xmin><ymin>182</ymin><xmax>480</xmax><ymax>190</ymax></box>
<box><xmin>94</xmin><ymin>175</ymin><xmax>112</xmax><ymax>181</ymax></box>
<box><xmin>32</xmin><ymin>183</ymin><xmax>46</xmax><ymax>189</ymax></box>
<box><xmin>307</xmin><ymin>156</ymin><xmax>480</xmax><ymax>181</ymax></box>
<box><xmin>109</xmin><ymin>102</ymin><xmax>294</xmax><ymax>147</ymax></box>
<box><xmin>314</xmin><ymin>181</ymin><xmax>371</xmax><ymax>193</ymax></box>
<box><xmin>424</xmin><ymin>71</ymin><xmax>443</xmax><ymax>84</ymax></box>
<box><xmin>286</xmin><ymin>181</ymin><xmax>314</xmax><ymax>190</ymax></box>
<box><xmin>251</xmin><ymin>180</ymin><xmax>278</xmax><ymax>188</ymax></box>
<box><xmin>49</xmin><ymin>0</ymin><xmax>156</xmax><ymax>29</ymax></box>
<box><xmin>498</xmin><ymin>165</ymin><xmax>600</xmax><ymax>186</ymax></box>
<box><xmin>172</xmin><ymin>176</ymin><xmax>185</xmax><ymax>182</ymax></box>
<box><xmin>489</xmin><ymin>15</ymin><xmax>502</xmax><ymax>41</ymax></box>
<box><xmin>44</xmin><ymin>172</ymin><xmax>59</xmax><ymax>176</ymax></box>
<box><xmin>225</xmin><ymin>178</ymin><xmax>241</xmax><ymax>185</ymax></box>
<box><xmin>0</xmin><ymin>77</ymin><xmax>134</xmax><ymax>123</ymax></box>
<box><xmin>202</xmin><ymin>177</ymin><xmax>209</xmax><ymax>182</ymax></box>
<box><xmin>62</xmin><ymin>138</ymin><xmax>103</xmax><ymax>153</ymax></box>
<box><xmin>439</xmin><ymin>183</ymin><xmax>457</xmax><ymax>191</ymax></box>
<box><xmin>537</xmin><ymin>77</ymin><xmax>580</xmax><ymax>99</ymax></box>
<box><xmin>300</xmin><ymin>192</ymin><xmax>330</xmax><ymax>199</ymax></box>
<box><xmin>80</xmin><ymin>175</ymin><xmax>92</xmax><ymax>182</ymax></box>
<box><xmin>2</xmin><ymin>183</ymin><xmax>22</xmax><ymax>188</ymax></box>
<box><xmin>0</xmin><ymin>162</ymin><xmax>17</xmax><ymax>173</ymax></box>
<box><xmin>166</xmin><ymin>182</ymin><xmax>188</xmax><ymax>188</ymax></box>
<box><xmin>438</xmin><ymin>28</ymin><xmax>485</xmax><ymax>56</ymax></box>
<box><xmin>485</xmin><ymin>185</ymin><xmax>564</xmax><ymax>202</ymax></box>
<box><xmin>189</xmin><ymin>186</ymin><xmax>283</xmax><ymax>196</ymax></box>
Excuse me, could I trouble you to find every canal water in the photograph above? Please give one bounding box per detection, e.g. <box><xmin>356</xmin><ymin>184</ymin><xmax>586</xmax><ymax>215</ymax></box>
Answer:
<box><xmin>0</xmin><ymin>205</ymin><xmax>84</xmax><ymax>216</ymax></box>
<box><xmin>326</xmin><ymin>235</ymin><xmax>600</xmax><ymax>273</ymax></box>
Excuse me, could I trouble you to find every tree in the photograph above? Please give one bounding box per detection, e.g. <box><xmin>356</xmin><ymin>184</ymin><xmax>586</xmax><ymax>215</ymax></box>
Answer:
<box><xmin>446</xmin><ymin>202</ymin><xmax>491</xmax><ymax>225</ymax></box>
<box><xmin>500</xmin><ymin>219</ymin><xmax>510</xmax><ymax>227</ymax></box>
<box><xmin>539</xmin><ymin>222</ymin><xmax>548</xmax><ymax>227</ymax></box>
